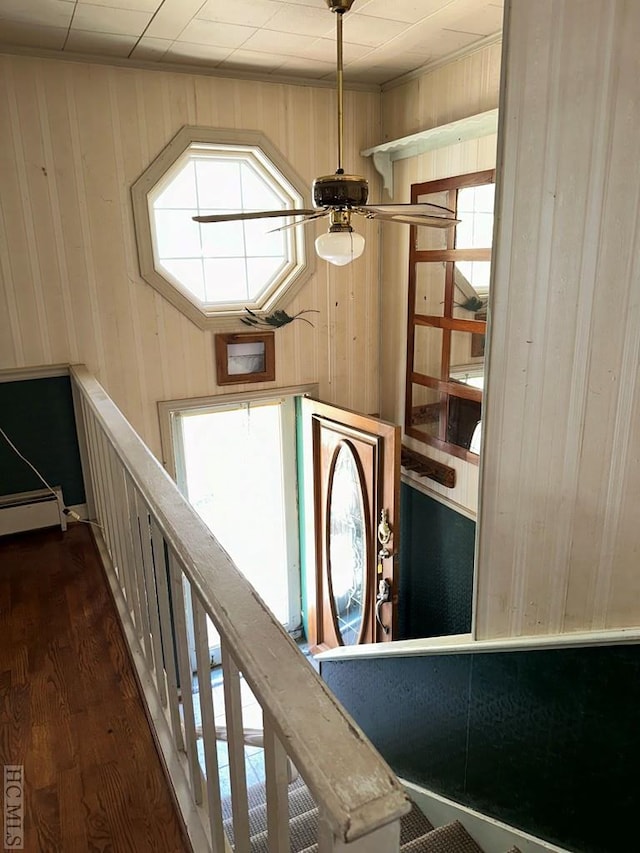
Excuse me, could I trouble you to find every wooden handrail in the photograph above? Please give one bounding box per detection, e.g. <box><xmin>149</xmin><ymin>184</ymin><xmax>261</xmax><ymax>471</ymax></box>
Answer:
<box><xmin>70</xmin><ymin>364</ymin><xmax>409</xmax><ymax>844</ymax></box>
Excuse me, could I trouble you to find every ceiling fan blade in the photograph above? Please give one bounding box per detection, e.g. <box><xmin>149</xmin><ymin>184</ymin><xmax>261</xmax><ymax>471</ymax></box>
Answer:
<box><xmin>357</xmin><ymin>202</ymin><xmax>456</xmax><ymax>217</ymax></box>
<box><xmin>356</xmin><ymin>211</ymin><xmax>460</xmax><ymax>228</ymax></box>
<box><xmin>268</xmin><ymin>210</ymin><xmax>331</xmax><ymax>233</ymax></box>
<box><xmin>193</xmin><ymin>208</ymin><xmax>317</xmax><ymax>223</ymax></box>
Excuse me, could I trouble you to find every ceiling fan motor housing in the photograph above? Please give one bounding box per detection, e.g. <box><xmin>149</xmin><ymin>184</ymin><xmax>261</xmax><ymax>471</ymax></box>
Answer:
<box><xmin>313</xmin><ymin>173</ymin><xmax>369</xmax><ymax>208</ymax></box>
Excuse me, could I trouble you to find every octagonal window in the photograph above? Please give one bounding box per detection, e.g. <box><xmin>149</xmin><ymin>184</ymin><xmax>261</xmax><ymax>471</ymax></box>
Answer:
<box><xmin>132</xmin><ymin>128</ymin><xmax>313</xmax><ymax>329</ymax></box>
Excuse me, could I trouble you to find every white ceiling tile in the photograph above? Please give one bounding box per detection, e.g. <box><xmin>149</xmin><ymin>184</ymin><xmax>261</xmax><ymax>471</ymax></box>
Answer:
<box><xmin>143</xmin><ymin>0</ymin><xmax>204</xmax><ymax>39</ymax></box>
<box><xmin>0</xmin><ymin>0</ymin><xmax>74</xmax><ymax>29</ymax></box>
<box><xmin>413</xmin><ymin>0</ymin><xmax>492</xmax><ymax>30</ymax></box>
<box><xmin>378</xmin><ymin>52</ymin><xmax>427</xmax><ymax>73</ymax></box>
<box><xmin>0</xmin><ymin>0</ymin><xmax>503</xmax><ymax>85</ymax></box>
<box><xmin>348</xmin><ymin>48</ymin><xmax>426</xmax><ymax>77</ymax></box>
<box><xmin>303</xmin><ymin>37</ymin><xmax>371</xmax><ymax>64</ymax></box>
<box><xmin>267</xmin><ymin>0</ymin><xmax>323</xmax><ymax>6</ymax></box>
<box><xmin>260</xmin><ymin>5</ymin><xmax>333</xmax><ymax>38</ymax></box>
<box><xmin>71</xmin><ymin>4</ymin><xmax>152</xmax><ymax>36</ymax></box>
<box><xmin>422</xmin><ymin>28</ymin><xmax>482</xmax><ymax>59</ymax></box>
<box><xmin>196</xmin><ymin>0</ymin><xmax>280</xmax><ymax>29</ymax></box>
<box><xmin>341</xmin><ymin>13</ymin><xmax>407</xmax><ymax>47</ymax></box>
<box><xmin>275</xmin><ymin>55</ymin><xmax>335</xmax><ymax>78</ymax></box>
<box><xmin>241</xmin><ymin>28</ymin><xmax>317</xmax><ymax>57</ymax></box>
<box><xmin>65</xmin><ymin>29</ymin><xmax>138</xmax><ymax>56</ymax></box>
<box><xmin>220</xmin><ymin>47</ymin><xmax>283</xmax><ymax>72</ymax></box>
<box><xmin>446</xmin><ymin>4</ymin><xmax>504</xmax><ymax>36</ymax></box>
<box><xmin>129</xmin><ymin>35</ymin><xmax>172</xmax><ymax>60</ymax></box>
<box><xmin>177</xmin><ymin>18</ymin><xmax>256</xmax><ymax>48</ymax></box>
<box><xmin>164</xmin><ymin>40</ymin><xmax>234</xmax><ymax>64</ymax></box>
<box><xmin>356</xmin><ymin>0</ymin><xmax>456</xmax><ymax>25</ymax></box>
<box><xmin>0</xmin><ymin>18</ymin><xmax>67</xmax><ymax>48</ymax></box>
<box><xmin>342</xmin><ymin>65</ymin><xmax>394</xmax><ymax>85</ymax></box>
<box><xmin>77</xmin><ymin>0</ymin><xmax>160</xmax><ymax>11</ymax></box>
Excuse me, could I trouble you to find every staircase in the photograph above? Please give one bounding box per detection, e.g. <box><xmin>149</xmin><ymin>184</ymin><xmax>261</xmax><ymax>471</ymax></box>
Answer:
<box><xmin>222</xmin><ymin>778</ymin><xmax>521</xmax><ymax>853</ymax></box>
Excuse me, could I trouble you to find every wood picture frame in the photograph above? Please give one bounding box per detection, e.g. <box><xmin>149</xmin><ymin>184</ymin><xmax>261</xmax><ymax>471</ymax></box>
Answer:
<box><xmin>214</xmin><ymin>332</ymin><xmax>276</xmax><ymax>386</ymax></box>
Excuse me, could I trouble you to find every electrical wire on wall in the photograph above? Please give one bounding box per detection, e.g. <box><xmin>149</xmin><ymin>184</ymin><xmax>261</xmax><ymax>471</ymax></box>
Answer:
<box><xmin>0</xmin><ymin>424</ymin><xmax>102</xmax><ymax>529</ymax></box>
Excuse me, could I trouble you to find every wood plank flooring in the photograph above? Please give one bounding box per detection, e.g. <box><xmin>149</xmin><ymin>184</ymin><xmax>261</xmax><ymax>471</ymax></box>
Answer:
<box><xmin>0</xmin><ymin>524</ymin><xmax>192</xmax><ymax>852</ymax></box>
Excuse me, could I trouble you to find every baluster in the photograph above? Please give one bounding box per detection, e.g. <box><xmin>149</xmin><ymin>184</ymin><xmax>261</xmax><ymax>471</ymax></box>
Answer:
<box><xmin>98</xmin><ymin>431</ymin><xmax>125</xmax><ymax>589</ymax></box>
<box><xmin>221</xmin><ymin>643</ymin><xmax>250</xmax><ymax>853</ymax></box>
<box><xmin>193</xmin><ymin>596</ymin><xmax>226</xmax><ymax>852</ymax></box>
<box><xmin>106</xmin><ymin>446</ymin><xmax>141</xmax><ymax>631</ymax></box>
<box><xmin>70</xmin><ymin>386</ymin><xmax>96</xmax><ymax>519</ymax></box>
<box><xmin>264</xmin><ymin>715</ymin><xmax>290</xmax><ymax>853</ymax></box>
<box><xmin>80</xmin><ymin>400</ymin><xmax>105</xmax><ymax>528</ymax></box>
<box><xmin>150</xmin><ymin>519</ymin><xmax>184</xmax><ymax>751</ymax></box>
<box><xmin>168</xmin><ymin>551</ymin><xmax>203</xmax><ymax>805</ymax></box>
<box><xmin>136</xmin><ymin>493</ymin><xmax>167</xmax><ymax>707</ymax></box>
<box><xmin>123</xmin><ymin>472</ymin><xmax>153</xmax><ymax>661</ymax></box>
<box><xmin>89</xmin><ymin>417</ymin><xmax>116</xmax><ymax>563</ymax></box>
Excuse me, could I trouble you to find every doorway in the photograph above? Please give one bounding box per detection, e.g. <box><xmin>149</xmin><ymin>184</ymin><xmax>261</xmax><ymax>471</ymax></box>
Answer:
<box><xmin>171</xmin><ymin>395</ymin><xmax>301</xmax><ymax>663</ymax></box>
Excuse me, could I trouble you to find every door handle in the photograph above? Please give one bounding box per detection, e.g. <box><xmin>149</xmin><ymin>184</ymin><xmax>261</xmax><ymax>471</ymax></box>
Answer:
<box><xmin>377</xmin><ymin>509</ymin><xmax>392</xmax><ymax>559</ymax></box>
<box><xmin>375</xmin><ymin>578</ymin><xmax>391</xmax><ymax>635</ymax></box>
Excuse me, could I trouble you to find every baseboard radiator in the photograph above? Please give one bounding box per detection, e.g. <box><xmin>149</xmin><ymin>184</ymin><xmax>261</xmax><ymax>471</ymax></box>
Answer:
<box><xmin>0</xmin><ymin>487</ymin><xmax>66</xmax><ymax>536</ymax></box>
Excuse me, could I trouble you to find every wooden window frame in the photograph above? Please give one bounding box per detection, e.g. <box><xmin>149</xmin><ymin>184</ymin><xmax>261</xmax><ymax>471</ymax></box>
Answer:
<box><xmin>405</xmin><ymin>169</ymin><xmax>495</xmax><ymax>463</ymax></box>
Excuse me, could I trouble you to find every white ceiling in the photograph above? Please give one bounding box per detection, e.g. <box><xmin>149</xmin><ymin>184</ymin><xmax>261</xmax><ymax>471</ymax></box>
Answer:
<box><xmin>0</xmin><ymin>0</ymin><xmax>503</xmax><ymax>86</ymax></box>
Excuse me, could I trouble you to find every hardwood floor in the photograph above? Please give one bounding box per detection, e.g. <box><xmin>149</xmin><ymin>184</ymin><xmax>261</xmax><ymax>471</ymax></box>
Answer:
<box><xmin>0</xmin><ymin>524</ymin><xmax>192</xmax><ymax>852</ymax></box>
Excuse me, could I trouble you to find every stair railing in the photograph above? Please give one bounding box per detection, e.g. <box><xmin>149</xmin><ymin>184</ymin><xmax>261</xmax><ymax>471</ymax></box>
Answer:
<box><xmin>70</xmin><ymin>365</ymin><xmax>409</xmax><ymax>853</ymax></box>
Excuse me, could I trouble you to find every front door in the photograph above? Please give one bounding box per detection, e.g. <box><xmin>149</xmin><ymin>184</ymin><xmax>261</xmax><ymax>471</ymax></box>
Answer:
<box><xmin>302</xmin><ymin>399</ymin><xmax>400</xmax><ymax>653</ymax></box>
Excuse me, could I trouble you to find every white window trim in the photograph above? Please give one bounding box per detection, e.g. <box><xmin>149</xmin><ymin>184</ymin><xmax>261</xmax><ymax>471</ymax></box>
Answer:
<box><xmin>132</xmin><ymin>126</ymin><xmax>316</xmax><ymax>331</ymax></box>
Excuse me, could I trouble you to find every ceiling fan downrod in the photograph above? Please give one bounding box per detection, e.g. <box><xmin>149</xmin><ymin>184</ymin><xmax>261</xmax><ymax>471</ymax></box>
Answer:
<box><xmin>326</xmin><ymin>0</ymin><xmax>355</xmax><ymax>174</ymax></box>
<box><xmin>313</xmin><ymin>1</ymin><xmax>368</xmax><ymax>212</ymax></box>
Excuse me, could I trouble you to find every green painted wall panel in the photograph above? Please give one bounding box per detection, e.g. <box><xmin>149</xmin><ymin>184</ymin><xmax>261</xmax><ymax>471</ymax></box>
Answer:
<box><xmin>0</xmin><ymin>376</ymin><xmax>85</xmax><ymax>507</ymax></box>
<box><xmin>398</xmin><ymin>484</ymin><xmax>475</xmax><ymax>638</ymax></box>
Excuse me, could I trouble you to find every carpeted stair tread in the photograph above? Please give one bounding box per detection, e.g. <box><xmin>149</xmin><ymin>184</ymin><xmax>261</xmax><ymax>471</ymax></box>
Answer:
<box><xmin>400</xmin><ymin>820</ymin><xmax>484</xmax><ymax>853</ymax></box>
<box><xmin>285</xmin><ymin>801</ymin><xmax>434</xmax><ymax>853</ymax></box>
<box><xmin>222</xmin><ymin>775</ymin><xmax>307</xmax><ymax>821</ymax></box>
<box><xmin>401</xmin><ymin>801</ymin><xmax>434</xmax><ymax>844</ymax></box>
<box><xmin>249</xmin><ymin>806</ymin><xmax>318</xmax><ymax>853</ymax></box>
<box><xmin>224</xmin><ymin>778</ymin><xmax>315</xmax><ymax>844</ymax></box>
<box><xmin>224</xmin><ymin>778</ymin><xmax>497</xmax><ymax>853</ymax></box>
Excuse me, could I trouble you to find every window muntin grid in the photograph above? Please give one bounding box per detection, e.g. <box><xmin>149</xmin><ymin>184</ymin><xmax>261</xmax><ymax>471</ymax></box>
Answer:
<box><xmin>147</xmin><ymin>144</ymin><xmax>303</xmax><ymax>311</ymax></box>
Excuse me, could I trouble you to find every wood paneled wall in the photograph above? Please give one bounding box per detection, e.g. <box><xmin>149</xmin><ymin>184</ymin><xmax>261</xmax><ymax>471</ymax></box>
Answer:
<box><xmin>379</xmin><ymin>44</ymin><xmax>501</xmax><ymax>514</ymax></box>
<box><xmin>0</xmin><ymin>55</ymin><xmax>381</xmax><ymax>457</ymax></box>
<box><xmin>476</xmin><ymin>0</ymin><xmax>640</xmax><ymax>637</ymax></box>
<box><xmin>381</xmin><ymin>41</ymin><xmax>502</xmax><ymax>142</ymax></box>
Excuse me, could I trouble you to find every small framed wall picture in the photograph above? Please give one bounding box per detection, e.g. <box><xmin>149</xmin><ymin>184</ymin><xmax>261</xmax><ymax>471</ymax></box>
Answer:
<box><xmin>214</xmin><ymin>332</ymin><xmax>276</xmax><ymax>386</ymax></box>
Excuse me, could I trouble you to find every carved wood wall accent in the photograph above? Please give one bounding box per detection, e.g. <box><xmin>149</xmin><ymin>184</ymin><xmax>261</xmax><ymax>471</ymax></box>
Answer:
<box><xmin>401</xmin><ymin>445</ymin><xmax>456</xmax><ymax>489</ymax></box>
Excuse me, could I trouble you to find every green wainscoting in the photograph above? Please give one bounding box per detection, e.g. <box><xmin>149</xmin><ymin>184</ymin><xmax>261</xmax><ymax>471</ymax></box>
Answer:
<box><xmin>0</xmin><ymin>376</ymin><xmax>85</xmax><ymax>507</ymax></box>
<box><xmin>398</xmin><ymin>484</ymin><xmax>475</xmax><ymax>638</ymax></box>
<box><xmin>322</xmin><ymin>643</ymin><xmax>640</xmax><ymax>853</ymax></box>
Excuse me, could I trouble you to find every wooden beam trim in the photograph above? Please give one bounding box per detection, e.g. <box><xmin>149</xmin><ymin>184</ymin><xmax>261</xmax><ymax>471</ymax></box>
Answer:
<box><xmin>411</xmin><ymin>372</ymin><xmax>483</xmax><ymax>403</ymax></box>
<box><xmin>414</xmin><ymin>316</ymin><xmax>487</xmax><ymax>335</ymax></box>
<box><xmin>414</xmin><ymin>248</ymin><xmax>492</xmax><ymax>263</ymax></box>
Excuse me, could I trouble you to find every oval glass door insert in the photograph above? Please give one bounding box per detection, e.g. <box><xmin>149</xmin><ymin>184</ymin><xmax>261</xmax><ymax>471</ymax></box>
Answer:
<box><xmin>328</xmin><ymin>442</ymin><xmax>367</xmax><ymax>645</ymax></box>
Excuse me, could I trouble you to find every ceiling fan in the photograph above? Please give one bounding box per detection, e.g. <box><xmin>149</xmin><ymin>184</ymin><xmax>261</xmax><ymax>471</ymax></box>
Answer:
<box><xmin>194</xmin><ymin>0</ymin><xmax>459</xmax><ymax>266</ymax></box>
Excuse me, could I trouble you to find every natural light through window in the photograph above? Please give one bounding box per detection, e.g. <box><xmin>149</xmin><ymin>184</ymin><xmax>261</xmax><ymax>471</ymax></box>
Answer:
<box><xmin>454</xmin><ymin>184</ymin><xmax>495</xmax><ymax>292</ymax></box>
<box><xmin>132</xmin><ymin>128</ymin><xmax>311</xmax><ymax>328</ymax></box>
<box><xmin>177</xmin><ymin>398</ymin><xmax>300</xmax><ymax>650</ymax></box>
<box><xmin>149</xmin><ymin>146</ymin><xmax>301</xmax><ymax>308</ymax></box>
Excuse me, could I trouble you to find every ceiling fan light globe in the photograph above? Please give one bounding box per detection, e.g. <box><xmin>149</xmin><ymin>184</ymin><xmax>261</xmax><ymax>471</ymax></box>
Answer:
<box><xmin>315</xmin><ymin>230</ymin><xmax>365</xmax><ymax>266</ymax></box>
